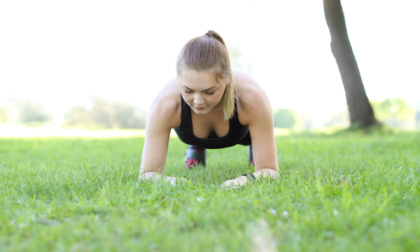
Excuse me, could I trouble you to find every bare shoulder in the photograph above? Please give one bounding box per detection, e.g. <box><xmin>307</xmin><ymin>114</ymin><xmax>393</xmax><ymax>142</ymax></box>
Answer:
<box><xmin>148</xmin><ymin>78</ymin><xmax>181</xmax><ymax>129</ymax></box>
<box><xmin>233</xmin><ymin>70</ymin><xmax>272</xmax><ymax>125</ymax></box>
<box><xmin>233</xmin><ymin>69</ymin><xmax>268</xmax><ymax>103</ymax></box>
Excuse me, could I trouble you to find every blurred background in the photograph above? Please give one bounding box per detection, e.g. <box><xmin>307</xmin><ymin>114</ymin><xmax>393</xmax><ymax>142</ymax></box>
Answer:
<box><xmin>1</xmin><ymin>0</ymin><xmax>419</xmax><ymax>132</ymax></box>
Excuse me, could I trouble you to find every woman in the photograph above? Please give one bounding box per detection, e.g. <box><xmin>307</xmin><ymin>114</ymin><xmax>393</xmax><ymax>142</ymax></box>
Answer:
<box><xmin>139</xmin><ymin>30</ymin><xmax>278</xmax><ymax>188</ymax></box>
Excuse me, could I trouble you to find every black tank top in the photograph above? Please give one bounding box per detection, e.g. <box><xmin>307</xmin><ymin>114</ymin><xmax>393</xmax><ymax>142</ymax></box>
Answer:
<box><xmin>173</xmin><ymin>96</ymin><xmax>251</xmax><ymax>149</ymax></box>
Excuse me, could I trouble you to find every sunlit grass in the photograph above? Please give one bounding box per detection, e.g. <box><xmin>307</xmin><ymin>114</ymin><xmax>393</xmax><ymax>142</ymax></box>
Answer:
<box><xmin>0</xmin><ymin>132</ymin><xmax>419</xmax><ymax>251</ymax></box>
<box><xmin>0</xmin><ymin>124</ymin><xmax>147</xmax><ymax>138</ymax></box>
<box><xmin>0</xmin><ymin>124</ymin><xmax>293</xmax><ymax>138</ymax></box>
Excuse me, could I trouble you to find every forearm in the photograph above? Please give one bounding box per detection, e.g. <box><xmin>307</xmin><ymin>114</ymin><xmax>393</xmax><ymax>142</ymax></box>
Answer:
<box><xmin>139</xmin><ymin>160</ymin><xmax>165</xmax><ymax>175</ymax></box>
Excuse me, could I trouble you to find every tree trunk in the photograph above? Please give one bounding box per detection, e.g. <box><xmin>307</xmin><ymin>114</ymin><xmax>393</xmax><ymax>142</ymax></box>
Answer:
<box><xmin>323</xmin><ymin>0</ymin><xmax>378</xmax><ymax>128</ymax></box>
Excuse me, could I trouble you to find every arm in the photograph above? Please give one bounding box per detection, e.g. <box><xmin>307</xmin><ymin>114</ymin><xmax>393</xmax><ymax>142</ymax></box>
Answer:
<box><xmin>139</xmin><ymin>82</ymin><xmax>186</xmax><ymax>184</ymax></box>
<box><xmin>247</xmin><ymin>96</ymin><xmax>279</xmax><ymax>180</ymax></box>
<box><xmin>222</xmin><ymin>122</ymin><xmax>279</xmax><ymax>188</ymax></box>
<box><xmin>140</xmin><ymin>107</ymin><xmax>170</xmax><ymax>175</ymax></box>
<box><xmin>222</xmin><ymin>75</ymin><xmax>279</xmax><ymax>188</ymax></box>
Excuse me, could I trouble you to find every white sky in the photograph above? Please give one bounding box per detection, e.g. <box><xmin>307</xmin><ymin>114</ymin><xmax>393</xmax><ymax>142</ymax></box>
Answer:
<box><xmin>1</xmin><ymin>0</ymin><xmax>419</xmax><ymax>123</ymax></box>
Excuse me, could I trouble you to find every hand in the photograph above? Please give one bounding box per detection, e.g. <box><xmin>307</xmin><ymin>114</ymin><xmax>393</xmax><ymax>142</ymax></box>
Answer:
<box><xmin>221</xmin><ymin>175</ymin><xmax>249</xmax><ymax>189</ymax></box>
<box><xmin>139</xmin><ymin>172</ymin><xmax>188</xmax><ymax>186</ymax></box>
<box><xmin>162</xmin><ymin>176</ymin><xmax>188</xmax><ymax>186</ymax></box>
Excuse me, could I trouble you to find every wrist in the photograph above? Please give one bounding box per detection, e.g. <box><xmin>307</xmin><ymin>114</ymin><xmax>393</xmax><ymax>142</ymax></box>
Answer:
<box><xmin>253</xmin><ymin>169</ymin><xmax>279</xmax><ymax>179</ymax></box>
<box><xmin>139</xmin><ymin>172</ymin><xmax>161</xmax><ymax>180</ymax></box>
<box><xmin>242</xmin><ymin>173</ymin><xmax>256</xmax><ymax>182</ymax></box>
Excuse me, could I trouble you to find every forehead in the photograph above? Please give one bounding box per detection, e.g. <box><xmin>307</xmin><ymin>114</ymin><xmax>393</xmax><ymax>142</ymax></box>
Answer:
<box><xmin>180</xmin><ymin>69</ymin><xmax>220</xmax><ymax>88</ymax></box>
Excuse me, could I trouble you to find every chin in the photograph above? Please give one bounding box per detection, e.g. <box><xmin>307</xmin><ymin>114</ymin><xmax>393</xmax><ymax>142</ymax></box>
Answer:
<box><xmin>193</xmin><ymin>109</ymin><xmax>209</xmax><ymax>115</ymax></box>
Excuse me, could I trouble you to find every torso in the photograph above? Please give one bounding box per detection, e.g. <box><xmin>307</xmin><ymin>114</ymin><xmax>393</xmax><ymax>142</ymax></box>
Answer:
<box><xmin>158</xmin><ymin>69</ymin><xmax>260</xmax><ymax>139</ymax></box>
<box><xmin>190</xmin><ymin>103</ymin><xmax>228</xmax><ymax>138</ymax></box>
<box><xmin>173</xmin><ymin>93</ymin><xmax>251</xmax><ymax>149</ymax></box>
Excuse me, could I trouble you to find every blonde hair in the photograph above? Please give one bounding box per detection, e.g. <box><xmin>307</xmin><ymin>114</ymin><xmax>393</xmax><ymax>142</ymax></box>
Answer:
<box><xmin>176</xmin><ymin>30</ymin><xmax>235</xmax><ymax>120</ymax></box>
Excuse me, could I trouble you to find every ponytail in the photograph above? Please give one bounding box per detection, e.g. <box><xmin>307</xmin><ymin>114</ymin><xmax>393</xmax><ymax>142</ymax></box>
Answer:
<box><xmin>205</xmin><ymin>30</ymin><xmax>227</xmax><ymax>47</ymax></box>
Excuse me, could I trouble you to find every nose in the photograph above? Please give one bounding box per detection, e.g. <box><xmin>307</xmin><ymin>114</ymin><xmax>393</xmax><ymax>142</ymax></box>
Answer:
<box><xmin>193</xmin><ymin>93</ymin><xmax>205</xmax><ymax>105</ymax></box>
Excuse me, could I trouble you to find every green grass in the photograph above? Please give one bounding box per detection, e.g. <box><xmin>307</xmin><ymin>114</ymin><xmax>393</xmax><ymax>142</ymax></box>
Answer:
<box><xmin>1</xmin><ymin>132</ymin><xmax>419</xmax><ymax>252</ymax></box>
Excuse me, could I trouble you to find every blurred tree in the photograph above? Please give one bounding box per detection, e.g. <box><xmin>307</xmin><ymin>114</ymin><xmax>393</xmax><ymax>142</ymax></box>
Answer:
<box><xmin>0</xmin><ymin>106</ymin><xmax>10</xmax><ymax>123</ymax></box>
<box><xmin>295</xmin><ymin>113</ymin><xmax>316</xmax><ymax>131</ymax></box>
<box><xmin>229</xmin><ymin>45</ymin><xmax>253</xmax><ymax>73</ymax></box>
<box><xmin>324</xmin><ymin>110</ymin><xmax>349</xmax><ymax>128</ymax></box>
<box><xmin>273</xmin><ymin>108</ymin><xmax>296</xmax><ymax>128</ymax></box>
<box><xmin>64</xmin><ymin>107</ymin><xmax>91</xmax><ymax>127</ymax></box>
<box><xmin>324</xmin><ymin>0</ymin><xmax>379</xmax><ymax>128</ymax></box>
<box><xmin>89</xmin><ymin>97</ymin><xmax>116</xmax><ymax>128</ymax></box>
<box><xmin>64</xmin><ymin>97</ymin><xmax>147</xmax><ymax>129</ymax></box>
<box><xmin>17</xmin><ymin>99</ymin><xmax>50</xmax><ymax>123</ymax></box>
<box><xmin>416</xmin><ymin>101</ymin><xmax>420</xmax><ymax>129</ymax></box>
<box><xmin>114</xmin><ymin>103</ymin><xmax>147</xmax><ymax>129</ymax></box>
<box><xmin>372</xmin><ymin>98</ymin><xmax>415</xmax><ymax>128</ymax></box>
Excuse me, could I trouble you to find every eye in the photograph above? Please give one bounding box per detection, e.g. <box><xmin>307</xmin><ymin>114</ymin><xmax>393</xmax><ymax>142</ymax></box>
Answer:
<box><xmin>205</xmin><ymin>91</ymin><xmax>215</xmax><ymax>95</ymax></box>
<box><xmin>184</xmin><ymin>90</ymin><xmax>193</xmax><ymax>94</ymax></box>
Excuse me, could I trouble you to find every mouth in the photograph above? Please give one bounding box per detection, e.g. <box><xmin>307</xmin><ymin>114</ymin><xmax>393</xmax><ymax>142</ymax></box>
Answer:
<box><xmin>195</xmin><ymin>106</ymin><xmax>205</xmax><ymax>110</ymax></box>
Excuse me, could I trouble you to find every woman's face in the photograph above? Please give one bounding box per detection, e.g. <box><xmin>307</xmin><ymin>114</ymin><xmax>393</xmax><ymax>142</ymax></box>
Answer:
<box><xmin>178</xmin><ymin>69</ymin><xmax>227</xmax><ymax>115</ymax></box>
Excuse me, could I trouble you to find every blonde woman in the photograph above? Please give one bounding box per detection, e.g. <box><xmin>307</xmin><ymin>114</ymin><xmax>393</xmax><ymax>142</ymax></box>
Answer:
<box><xmin>139</xmin><ymin>31</ymin><xmax>278</xmax><ymax>188</ymax></box>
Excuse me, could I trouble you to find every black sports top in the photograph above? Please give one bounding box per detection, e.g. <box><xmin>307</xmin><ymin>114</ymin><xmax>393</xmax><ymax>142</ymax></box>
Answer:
<box><xmin>173</xmin><ymin>96</ymin><xmax>251</xmax><ymax>149</ymax></box>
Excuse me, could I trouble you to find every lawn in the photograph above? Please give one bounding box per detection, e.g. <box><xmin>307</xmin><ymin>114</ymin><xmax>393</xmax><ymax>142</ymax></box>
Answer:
<box><xmin>0</xmin><ymin>131</ymin><xmax>419</xmax><ymax>251</ymax></box>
